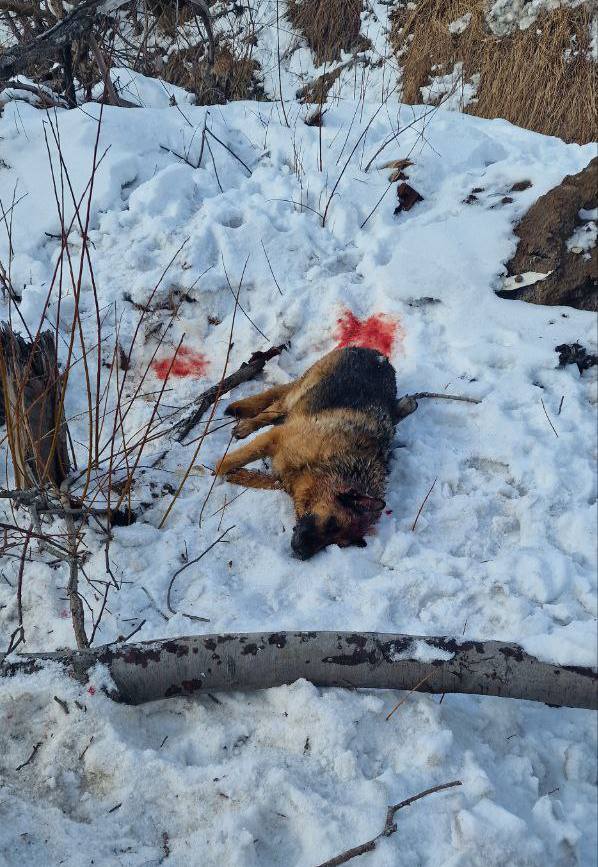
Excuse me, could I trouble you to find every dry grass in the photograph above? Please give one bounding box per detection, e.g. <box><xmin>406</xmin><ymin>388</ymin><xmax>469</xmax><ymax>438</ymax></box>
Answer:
<box><xmin>162</xmin><ymin>44</ymin><xmax>263</xmax><ymax>105</ymax></box>
<box><xmin>287</xmin><ymin>0</ymin><xmax>368</xmax><ymax>64</ymax></box>
<box><xmin>391</xmin><ymin>1</ymin><xmax>596</xmax><ymax>144</ymax></box>
<box><xmin>297</xmin><ymin>66</ymin><xmax>343</xmax><ymax>103</ymax></box>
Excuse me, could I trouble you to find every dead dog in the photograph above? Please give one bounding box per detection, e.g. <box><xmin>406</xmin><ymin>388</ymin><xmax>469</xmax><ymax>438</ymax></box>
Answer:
<box><xmin>214</xmin><ymin>346</ymin><xmax>400</xmax><ymax>559</ymax></box>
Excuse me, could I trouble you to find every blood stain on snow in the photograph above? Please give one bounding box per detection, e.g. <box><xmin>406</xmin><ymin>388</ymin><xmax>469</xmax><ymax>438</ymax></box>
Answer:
<box><xmin>152</xmin><ymin>346</ymin><xmax>209</xmax><ymax>380</ymax></box>
<box><xmin>87</xmin><ymin>686</ymin><xmax>96</xmax><ymax>696</ymax></box>
<box><xmin>335</xmin><ymin>310</ymin><xmax>402</xmax><ymax>358</ymax></box>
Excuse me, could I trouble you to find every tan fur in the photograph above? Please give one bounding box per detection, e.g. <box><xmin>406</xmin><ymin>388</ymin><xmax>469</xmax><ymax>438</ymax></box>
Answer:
<box><xmin>223</xmin><ymin>469</ymin><xmax>283</xmax><ymax>490</ymax></box>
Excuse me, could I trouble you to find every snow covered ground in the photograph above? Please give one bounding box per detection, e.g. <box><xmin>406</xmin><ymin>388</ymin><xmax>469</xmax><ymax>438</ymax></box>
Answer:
<box><xmin>0</xmin><ymin>66</ymin><xmax>596</xmax><ymax>865</ymax></box>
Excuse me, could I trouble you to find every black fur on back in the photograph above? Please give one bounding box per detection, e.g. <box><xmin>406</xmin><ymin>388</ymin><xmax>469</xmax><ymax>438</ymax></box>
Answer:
<box><xmin>304</xmin><ymin>347</ymin><xmax>397</xmax><ymax>418</ymax></box>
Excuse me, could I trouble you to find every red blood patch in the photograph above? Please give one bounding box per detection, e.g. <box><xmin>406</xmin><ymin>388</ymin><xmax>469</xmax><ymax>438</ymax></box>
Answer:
<box><xmin>152</xmin><ymin>346</ymin><xmax>208</xmax><ymax>380</ymax></box>
<box><xmin>335</xmin><ymin>310</ymin><xmax>401</xmax><ymax>358</ymax></box>
<box><xmin>87</xmin><ymin>686</ymin><xmax>96</xmax><ymax>696</ymax></box>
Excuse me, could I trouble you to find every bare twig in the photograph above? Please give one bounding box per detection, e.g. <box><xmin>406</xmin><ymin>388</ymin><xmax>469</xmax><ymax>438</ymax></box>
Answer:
<box><xmin>275</xmin><ymin>0</ymin><xmax>289</xmax><ymax>128</ymax></box>
<box><xmin>557</xmin><ymin>395</ymin><xmax>565</xmax><ymax>416</ymax></box>
<box><xmin>260</xmin><ymin>239</ymin><xmax>283</xmax><ymax>295</ymax></box>
<box><xmin>166</xmin><ymin>526</ymin><xmax>233</xmax><ymax>615</ymax></box>
<box><xmin>9</xmin><ymin>524</ymin><xmax>33</xmax><ymax>654</ymax></box>
<box><xmin>411</xmin><ymin>391</ymin><xmax>481</xmax><ymax>404</ymax></box>
<box><xmin>53</xmin><ymin>695</ymin><xmax>69</xmax><ymax>714</ymax></box>
<box><xmin>159</xmin><ymin>257</ymin><xmax>247</xmax><ymax>528</ymax></box>
<box><xmin>16</xmin><ymin>741</ymin><xmax>43</xmax><ymax>771</ymax></box>
<box><xmin>205</xmin><ymin>128</ymin><xmax>252</xmax><ymax>175</ymax></box>
<box><xmin>174</xmin><ymin>344</ymin><xmax>286</xmax><ymax>443</ymax></box>
<box><xmin>88</xmin><ymin>581</ymin><xmax>110</xmax><ymax>645</ymax></box>
<box><xmin>89</xmin><ymin>35</ymin><xmax>131</xmax><ymax>108</ymax></box>
<box><xmin>315</xmin><ymin>780</ymin><xmax>463</xmax><ymax>867</ymax></box>
<box><xmin>62</xmin><ymin>493</ymin><xmax>88</xmax><ymax>649</ymax></box>
<box><xmin>117</xmin><ymin>619</ymin><xmax>146</xmax><ymax>643</ymax></box>
<box><xmin>385</xmin><ymin>670</ymin><xmax>435</xmax><ymax>719</ymax></box>
<box><xmin>411</xmin><ymin>477</ymin><xmax>437</xmax><ymax>532</ymax></box>
<box><xmin>541</xmin><ymin>398</ymin><xmax>559</xmax><ymax>438</ymax></box>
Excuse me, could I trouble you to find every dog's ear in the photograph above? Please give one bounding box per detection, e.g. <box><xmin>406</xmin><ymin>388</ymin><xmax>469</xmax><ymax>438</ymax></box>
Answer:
<box><xmin>336</xmin><ymin>489</ymin><xmax>385</xmax><ymax>513</ymax></box>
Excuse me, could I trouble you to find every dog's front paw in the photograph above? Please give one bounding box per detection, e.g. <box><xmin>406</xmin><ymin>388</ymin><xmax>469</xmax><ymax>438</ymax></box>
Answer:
<box><xmin>214</xmin><ymin>455</ymin><xmax>234</xmax><ymax>476</ymax></box>
<box><xmin>233</xmin><ymin>419</ymin><xmax>255</xmax><ymax>440</ymax></box>
<box><xmin>225</xmin><ymin>399</ymin><xmax>249</xmax><ymax>418</ymax></box>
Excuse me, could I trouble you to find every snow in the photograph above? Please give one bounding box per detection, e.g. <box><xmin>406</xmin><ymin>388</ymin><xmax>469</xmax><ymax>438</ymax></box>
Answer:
<box><xmin>567</xmin><ymin>209</ymin><xmax>597</xmax><ymax>254</ymax></box>
<box><xmin>419</xmin><ymin>63</ymin><xmax>480</xmax><ymax>111</ymax></box>
<box><xmin>0</xmin><ymin>59</ymin><xmax>596</xmax><ymax>867</ymax></box>
<box><xmin>486</xmin><ymin>0</ymin><xmax>589</xmax><ymax>35</ymax></box>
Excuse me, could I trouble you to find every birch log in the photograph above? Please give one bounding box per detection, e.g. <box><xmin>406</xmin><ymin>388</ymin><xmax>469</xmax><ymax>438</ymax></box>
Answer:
<box><xmin>2</xmin><ymin>631</ymin><xmax>596</xmax><ymax>710</ymax></box>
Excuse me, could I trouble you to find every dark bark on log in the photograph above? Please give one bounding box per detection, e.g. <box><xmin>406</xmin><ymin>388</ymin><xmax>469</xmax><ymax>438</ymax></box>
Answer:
<box><xmin>2</xmin><ymin>631</ymin><xmax>596</xmax><ymax>710</ymax></box>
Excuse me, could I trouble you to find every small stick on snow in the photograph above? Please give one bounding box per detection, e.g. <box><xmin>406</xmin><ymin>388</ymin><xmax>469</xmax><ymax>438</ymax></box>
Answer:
<box><xmin>260</xmin><ymin>239</ymin><xmax>283</xmax><ymax>295</ymax></box>
<box><xmin>79</xmin><ymin>737</ymin><xmax>94</xmax><ymax>761</ymax></box>
<box><xmin>205</xmin><ymin>128</ymin><xmax>252</xmax><ymax>175</ymax></box>
<box><xmin>117</xmin><ymin>620</ymin><xmax>147</xmax><ymax>644</ymax></box>
<box><xmin>557</xmin><ymin>395</ymin><xmax>565</xmax><ymax>415</ymax></box>
<box><xmin>411</xmin><ymin>477</ymin><xmax>437</xmax><ymax>532</ymax></box>
<box><xmin>53</xmin><ymin>695</ymin><xmax>70</xmax><ymax>715</ymax></box>
<box><xmin>15</xmin><ymin>741</ymin><xmax>42</xmax><ymax>772</ymax></box>
<box><xmin>540</xmin><ymin>398</ymin><xmax>559</xmax><ymax>438</ymax></box>
<box><xmin>385</xmin><ymin>670</ymin><xmax>435</xmax><ymax>720</ymax></box>
<box><xmin>166</xmin><ymin>527</ymin><xmax>234</xmax><ymax>615</ymax></box>
<box><xmin>315</xmin><ymin>780</ymin><xmax>462</xmax><ymax>867</ymax></box>
<box><xmin>411</xmin><ymin>391</ymin><xmax>481</xmax><ymax>404</ymax></box>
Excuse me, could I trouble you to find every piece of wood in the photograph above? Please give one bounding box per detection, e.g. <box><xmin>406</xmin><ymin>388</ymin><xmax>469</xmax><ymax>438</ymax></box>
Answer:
<box><xmin>2</xmin><ymin>631</ymin><xmax>596</xmax><ymax>709</ymax></box>
<box><xmin>0</xmin><ymin>325</ymin><xmax>71</xmax><ymax>488</ymax></box>
<box><xmin>174</xmin><ymin>344</ymin><xmax>287</xmax><ymax>442</ymax></box>
<box><xmin>316</xmin><ymin>780</ymin><xmax>463</xmax><ymax>867</ymax></box>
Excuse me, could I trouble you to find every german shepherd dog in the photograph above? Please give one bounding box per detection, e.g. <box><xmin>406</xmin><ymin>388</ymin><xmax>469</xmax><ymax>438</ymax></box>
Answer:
<box><xmin>215</xmin><ymin>346</ymin><xmax>398</xmax><ymax>559</ymax></box>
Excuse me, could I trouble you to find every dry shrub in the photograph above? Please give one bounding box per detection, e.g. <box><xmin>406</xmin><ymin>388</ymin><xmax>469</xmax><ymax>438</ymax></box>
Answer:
<box><xmin>297</xmin><ymin>66</ymin><xmax>343</xmax><ymax>103</ymax></box>
<box><xmin>143</xmin><ymin>0</ymin><xmax>193</xmax><ymax>37</ymax></box>
<box><xmin>391</xmin><ymin>1</ymin><xmax>596</xmax><ymax>143</ymax></box>
<box><xmin>288</xmin><ymin>0</ymin><xmax>368</xmax><ymax>64</ymax></box>
<box><xmin>162</xmin><ymin>44</ymin><xmax>263</xmax><ymax>105</ymax></box>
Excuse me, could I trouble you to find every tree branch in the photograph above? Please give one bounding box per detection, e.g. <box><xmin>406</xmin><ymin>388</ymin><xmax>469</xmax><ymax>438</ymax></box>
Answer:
<box><xmin>2</xmin><ymin>631</ymin><xmax>595</xmax><ymax>709</ymax></box>
<box><xmin>174</xmin><ymin>344</ymin><xmax>287</xmax><ymax>442</ymax></box>
<box><xmin>316</xmin><ymin>780</ymin><xmax>463</xmax><ymax>867</ymax></box>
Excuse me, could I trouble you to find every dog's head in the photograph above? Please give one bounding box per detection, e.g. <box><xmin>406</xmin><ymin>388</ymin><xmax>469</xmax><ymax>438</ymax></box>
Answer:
<box><xmin>290</xmin><ymin>484</ymin><xmax>385</xmax><ymax>560</ymax></box>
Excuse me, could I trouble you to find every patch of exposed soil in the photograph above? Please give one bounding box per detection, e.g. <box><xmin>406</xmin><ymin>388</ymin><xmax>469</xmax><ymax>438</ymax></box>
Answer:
<box><xmin>497</xmin><ymin>158</ymin><xmax>597</xmax><ymax>311</ymax></box>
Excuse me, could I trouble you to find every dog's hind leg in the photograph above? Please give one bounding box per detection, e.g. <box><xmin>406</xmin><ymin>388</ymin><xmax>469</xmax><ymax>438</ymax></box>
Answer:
<box><xmin>223</xmin><ymin>469</ymin><xmax>283</xmax><ymax>490</ymax></box>
<box><xmin>225</xmin><ymin>383</ymin><xmax>293</xmax><ymax>419</ymax></box>
<box><xmin>215</xmin><ymin>428</ymin><xmax>279</xmax><ymax>476</ymax></box>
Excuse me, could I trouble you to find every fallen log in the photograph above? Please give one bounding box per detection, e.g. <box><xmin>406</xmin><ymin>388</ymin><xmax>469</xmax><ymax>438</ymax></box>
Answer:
<box><xmin>2</xmin><ymin>631</ymin><xmax>596</xmax><ymax>709</ymax></box>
